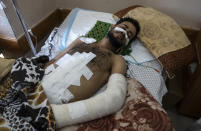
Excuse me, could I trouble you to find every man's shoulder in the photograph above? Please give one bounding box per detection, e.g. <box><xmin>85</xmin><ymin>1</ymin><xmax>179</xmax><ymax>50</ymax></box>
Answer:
<box><xmin>111</xmin><ymin>54</ymin><xmax>126</xmax><ymax>75</ymax></box>
<box><xmin>112</xmin><ymin>54</ymin><xmax>126</xmax><ymax>65</ymax></box>
<box><xmin>113</xmin><ymin>54</ymin><xmax>126</xmax><ymax>63</ymax></box>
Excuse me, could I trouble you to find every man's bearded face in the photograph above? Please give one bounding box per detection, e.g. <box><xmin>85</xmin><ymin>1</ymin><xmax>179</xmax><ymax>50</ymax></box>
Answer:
<box><xmin>107</xmin><ymin>29</ymin><xmax>124</xmax><ymax>49</ymax></box>
<box><xmin>107</xmin><ymin>21</ymin><xmax>137</xmax><ymax>50</ymax></box>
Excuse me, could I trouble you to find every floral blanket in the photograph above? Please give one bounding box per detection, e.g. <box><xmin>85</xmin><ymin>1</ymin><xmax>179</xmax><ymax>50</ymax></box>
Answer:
<box><xmin>60</xmin><ymin>78</ymin><xmax>173</xmax><ymax>131</ymax></box>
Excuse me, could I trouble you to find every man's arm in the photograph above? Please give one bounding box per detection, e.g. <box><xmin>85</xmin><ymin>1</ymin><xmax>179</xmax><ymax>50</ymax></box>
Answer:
<box><xmin>45</xmin><ymin>38</ymin><xmax>83</xmax><ymax>67</ymax></box>
<box><xmin>111</xmin><ymin>55</ymin><xmax>126</xmax><ymax>75</ymax></box>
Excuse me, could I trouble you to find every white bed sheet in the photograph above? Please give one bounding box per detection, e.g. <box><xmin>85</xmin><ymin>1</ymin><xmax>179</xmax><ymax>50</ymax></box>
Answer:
<box><xmin>37</xmin><ymin>8</ymin><xmax>167</xmax><ymax>104</ymax></box>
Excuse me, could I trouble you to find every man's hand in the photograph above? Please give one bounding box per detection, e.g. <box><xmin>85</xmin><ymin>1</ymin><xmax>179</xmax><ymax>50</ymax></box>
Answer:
<box><xmin>45</xmin><ymin>38</ymin><xmax>83</xmax><ymax>68</ymax></box>
<box><xmin>111</xmin><ymin>55</ymin><xmax>126</xmax><ymax>75</ymax></box>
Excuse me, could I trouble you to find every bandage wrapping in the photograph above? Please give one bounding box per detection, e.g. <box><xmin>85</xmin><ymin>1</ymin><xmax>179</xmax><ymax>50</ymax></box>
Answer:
<box><xmin>79</xmin><ymin>37</ymin><xmax>97</xmax><ymax>44</ymax></box>
<box><xmin>51</xmin><ymin>73</ymin><xmax>127</xmax><ymax>128</ymax></box>
<box><xmin>42</xmin><ymin>52</ymin><xmax>96</xmax><ymax>104</ymax></box>
<box><xmin>114</xmin><ymin>27</ymin><xmax>129</xmax><ymax>46</ymax></box>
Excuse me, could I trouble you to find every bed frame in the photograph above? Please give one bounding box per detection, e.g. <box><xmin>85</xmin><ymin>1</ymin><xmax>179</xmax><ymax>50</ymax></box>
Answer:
<box><xmin>179</xmin><ymin>29</ymin><xmax>201</xmax><ymax>118</ymax></box>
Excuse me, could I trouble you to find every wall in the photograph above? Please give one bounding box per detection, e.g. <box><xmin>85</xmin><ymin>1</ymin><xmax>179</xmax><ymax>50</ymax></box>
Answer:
<box><xmin>0</xmin><ymin>4</ymin><xmax>15</xmax><ymax>39</ymax></box>
<box><xmin>2</xmin><ymin>0</ymin><xmax>57</xmax><ymax>38</ymax></box>
<box><xmin>56</xmin><ymin>0</ymin><xmax>201</xmax><ymax>30</ymax></box>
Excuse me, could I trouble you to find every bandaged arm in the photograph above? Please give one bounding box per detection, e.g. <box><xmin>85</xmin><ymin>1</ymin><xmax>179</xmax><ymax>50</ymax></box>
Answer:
<box><xmin>51</xmin><ymin>73</ymin><xmax>127</xmax><ymax>128</ymax></box>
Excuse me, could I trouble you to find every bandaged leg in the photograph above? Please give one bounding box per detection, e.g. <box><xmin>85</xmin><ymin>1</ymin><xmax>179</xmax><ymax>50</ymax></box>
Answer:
<box><xmin>51</xmin><ymin>73</ymin><xmax>127</xmax><ymax>128</ymax></box>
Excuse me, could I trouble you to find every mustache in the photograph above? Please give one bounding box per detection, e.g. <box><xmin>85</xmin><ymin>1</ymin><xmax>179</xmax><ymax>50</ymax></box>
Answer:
<box><xmin>107</xmin><ymin>30</ymin><xmax>123</xmax><ymax>49</ymax></box>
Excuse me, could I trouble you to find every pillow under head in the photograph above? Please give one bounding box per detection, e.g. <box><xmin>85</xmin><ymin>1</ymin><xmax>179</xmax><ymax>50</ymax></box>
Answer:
<box><xmin>115</xmin><ymin>6</ymin><xmax>197</xmax><ymax>78</ymax></box>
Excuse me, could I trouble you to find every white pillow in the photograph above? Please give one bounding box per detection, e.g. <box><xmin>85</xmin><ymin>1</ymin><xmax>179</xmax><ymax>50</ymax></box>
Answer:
<box><xmin>57</xmin><ymin>8</ymin><xmax>116</xmax><ymax>51</ymax></box>
<box><xmin>37</xmin><ymin>8</ymin><xmax>116</xmax><ymax>59</ymax></box>
<box><xmin>124</xmin><ymin>39</ymin><xmax>156</xmax><ymax>63</ymax></box>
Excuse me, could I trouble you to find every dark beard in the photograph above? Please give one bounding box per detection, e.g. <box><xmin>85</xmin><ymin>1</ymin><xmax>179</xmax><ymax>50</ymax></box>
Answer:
<box><xmin>107</xmin><ymin>30</ymin><xmax>123</xmax><ymax>50</ymax></box>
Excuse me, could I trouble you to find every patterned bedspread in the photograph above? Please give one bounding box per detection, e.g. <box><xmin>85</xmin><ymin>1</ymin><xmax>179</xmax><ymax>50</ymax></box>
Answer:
<box><xmin>0</xmin><ymin>57</ymin><xmax>173</xmax><ymax>131</ymax></box>
<box><xmin>0</xmin><ymin>57</ymin><xmax>55</xmax><ymax>131</ymax></box>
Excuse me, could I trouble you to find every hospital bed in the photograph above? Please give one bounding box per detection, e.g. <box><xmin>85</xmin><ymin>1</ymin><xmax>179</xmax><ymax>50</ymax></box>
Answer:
<box><xmin>1</xmin><ymin>5</ymin><xmax>199</xmax><ymax>131</ymax></box>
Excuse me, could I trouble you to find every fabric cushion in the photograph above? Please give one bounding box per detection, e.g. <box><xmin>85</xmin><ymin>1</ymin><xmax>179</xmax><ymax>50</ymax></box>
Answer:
<box><xmin>0</xmin><ymin>57</ymin><xmax>15</xmax><ymax>81</ymax></box>
<box><xmin>124</xmin><ymin>7</ymin><xmax>191</xmax><ymax>57</ymax></box>
<box><xmin>114</xmin><ymin>5</ymin><xmax>143</xmax><ymax>18</ymax></box>
<box><xmin>115</xmin><ymin>6</ymin><xmax>197</xmax><ymax>78</ymax></box>
<box><xmin>57</xmin><ymin>8</ymin><xmax>116</xmax><ymax>51</ymax></box>
<box><xmin>158</xmin><ymin>45</ymin><xmax>197</xmax><ymax>77</ymax></box>
<box><xmin>85</xmin><ymin>21</ymin><xmax>111</xmax><ymax>42</ymax></box>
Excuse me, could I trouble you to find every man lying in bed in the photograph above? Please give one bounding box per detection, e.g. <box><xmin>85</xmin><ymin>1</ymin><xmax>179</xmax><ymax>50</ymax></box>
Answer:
<box><xmin>45</xmin><ymin>17</ymin><xmax>140</xmax><ymax>103</ymax></box>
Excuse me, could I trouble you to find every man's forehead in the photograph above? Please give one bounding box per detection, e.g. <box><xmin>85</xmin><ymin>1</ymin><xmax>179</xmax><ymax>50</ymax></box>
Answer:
<box><xmin>121</xmin><ymin>21</ymin><xmax>136</xmax><ymax>29</ymax></box>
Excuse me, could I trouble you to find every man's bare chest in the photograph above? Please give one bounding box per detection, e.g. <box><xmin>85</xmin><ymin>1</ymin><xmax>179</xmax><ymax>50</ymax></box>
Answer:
<box><xmin>69</xmin><ymin>43</ymin><xmax>113</xmax><ymax>71</ymax></box>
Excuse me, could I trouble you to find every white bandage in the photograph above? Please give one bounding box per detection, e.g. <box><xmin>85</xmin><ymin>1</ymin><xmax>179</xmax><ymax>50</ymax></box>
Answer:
<box><xmin>51</xmin><ymin>73</ymin><xmax>127</xmax><ymax>128</ymax></box>
<box><xmin>114</xmin><ymin>27</ymin><xmax>129</xmax><ymax>46</ymax></box>
<box><xmin>42</xmin><ymin>52</ymin><xmax>96</xmax><ymax>104</ymax></box>
<box><xmin>79</xmin><ymin>37</ymin><xmax>97</xmax><ymax>44</ymax></box>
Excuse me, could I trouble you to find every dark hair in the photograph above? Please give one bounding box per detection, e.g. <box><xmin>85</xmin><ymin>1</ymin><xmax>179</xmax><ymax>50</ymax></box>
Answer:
<box><xmin>116</xmin><ymin>17</ymin><xmax>140</xmax><ymax>43</ymax></box>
